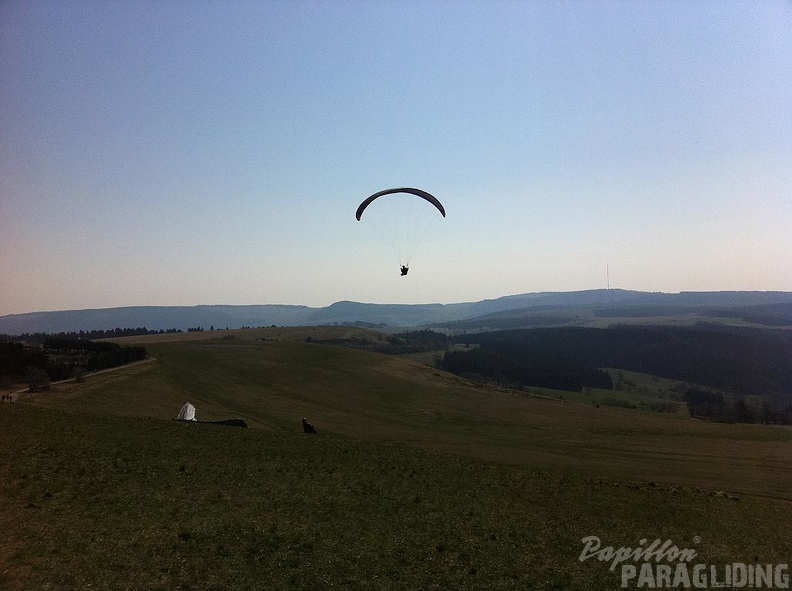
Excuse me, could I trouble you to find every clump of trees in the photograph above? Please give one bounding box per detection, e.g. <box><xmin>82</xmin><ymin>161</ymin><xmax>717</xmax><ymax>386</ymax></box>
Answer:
<box><xmin>383</xmin><ymin>330</ymin><xmax>452</xmax><ymax>354</ymax></box>
<box><xmin>0</xmin><ymin>341</ymin><xmax>47</xmax><ymax>376</ymax></box>
<box><xmin>25</xmin><ymin>367</ymin><xmax>51</xmax><ymax>392</ymax></box>
<box><xmin>0</xmin><ymin>338</ymin><xmax>147</xmax><ymax>389</ymax></box>
<box><xmin>646</xmin><ymin>401</ymin><xmax>680</xmax><ymax>414</ymax></box>
<box><xmin>685</xmin><ymin>389</ymin><xmax>792</xmax><ymax>424</ymax></box>
<box><xmin>43</xmin><ymin>338</ymin><xmax>147</xmax><ymax>376</ymax></box>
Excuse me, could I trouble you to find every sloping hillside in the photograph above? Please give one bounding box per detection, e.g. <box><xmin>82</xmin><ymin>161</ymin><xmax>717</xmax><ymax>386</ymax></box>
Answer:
<box><xmin>5</xmin><ymin>329</ymin><xmax>792</xmax><ymax>590</ymax></box>
<box><xmin>24</xmin><ymin>330</ymin><xmax>792</xmax><ymax>500</ymax></box>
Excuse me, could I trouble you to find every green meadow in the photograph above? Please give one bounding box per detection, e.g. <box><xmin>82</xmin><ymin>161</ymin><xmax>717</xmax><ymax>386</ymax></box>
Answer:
<box><xmin>2</xmin><ymin>328</ymin><xmax>790</xmax><ymax>590</ymax></box>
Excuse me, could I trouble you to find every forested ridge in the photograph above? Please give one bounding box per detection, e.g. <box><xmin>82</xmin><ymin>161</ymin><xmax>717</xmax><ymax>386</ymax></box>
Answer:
<box><xmin>449</xmin><ymin>326</ymin><xmax>792</xmax><ymax>397</ymax></box>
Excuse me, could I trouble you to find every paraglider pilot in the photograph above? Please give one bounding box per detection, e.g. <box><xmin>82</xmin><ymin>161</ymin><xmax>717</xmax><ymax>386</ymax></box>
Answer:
<box><xmin>400</xmin><ymin>265</ymin><xmax>409</xmax><ymax>276</ymax></box>
<box><xmin>302</xmin><ymin>417</ymin><xmax>317</xmax><ymax>434</ymax></box>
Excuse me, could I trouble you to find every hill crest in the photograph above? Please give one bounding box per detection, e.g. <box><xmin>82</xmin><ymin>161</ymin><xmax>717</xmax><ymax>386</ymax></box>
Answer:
<box><xmin>1</xmin><ymin>290</ymin><xmax>792</xmax><ymax>335</ymax></box>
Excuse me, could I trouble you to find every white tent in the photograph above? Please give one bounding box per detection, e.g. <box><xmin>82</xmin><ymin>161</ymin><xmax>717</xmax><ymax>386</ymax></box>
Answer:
<box><xmin>176</xmin><ymin>402</ymin><xmax>197</xmax><ymax>421</ymax></box>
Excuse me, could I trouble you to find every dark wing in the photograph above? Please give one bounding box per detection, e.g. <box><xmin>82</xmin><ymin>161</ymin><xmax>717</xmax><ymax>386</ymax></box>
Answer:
<box><xmin>355</xmin><ymin>188</ymin><xmax>446</xmax><ymax>221</ymax></box>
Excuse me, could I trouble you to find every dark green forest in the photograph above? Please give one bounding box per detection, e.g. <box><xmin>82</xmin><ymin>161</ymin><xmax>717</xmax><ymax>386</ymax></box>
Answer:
<box><xmin>0</xmin><ymin>338</ymin><xmax>147</xmax><ymax>389</ymax></box>
<box><xmin>451</xmin><ymin>326</ymin><xmax>792</xmax><ymax>396</ymax></box>
<box><xmin>440</xmin><ymin>346</ymin><xmax>613</xmax><ymax>392</ymax></box>
<box><xmin>441</xmin><ymin>326</ymin><xmax>792</xmax><ymax>423</ymax></box>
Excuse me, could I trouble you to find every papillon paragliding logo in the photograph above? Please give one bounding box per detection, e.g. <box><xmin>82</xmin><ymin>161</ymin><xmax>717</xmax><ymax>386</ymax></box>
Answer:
<box><xmin>579</xmin><ymin>536</ymin><xmax>790</xmax><ymax>589</ymax></box>
<box><xmin>355</xmin><ymin>187</ymin><xmax>446</xmax><ymax>276</ymax></box>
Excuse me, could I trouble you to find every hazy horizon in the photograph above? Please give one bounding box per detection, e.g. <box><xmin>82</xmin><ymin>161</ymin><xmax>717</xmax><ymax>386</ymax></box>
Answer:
<box><xmin>2</xmin><ymin>1</ymin><xmax>790</xmax><ymax>316</ymax></box>
<box><xmin>2</xmin><ymin>287</ymin><xmax>792</xmax><ymax>320</ymax></box>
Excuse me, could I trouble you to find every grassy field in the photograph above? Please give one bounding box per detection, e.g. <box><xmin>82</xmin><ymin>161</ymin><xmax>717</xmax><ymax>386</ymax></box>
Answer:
<box><xmin>2</xmin><ymin>329</ymin><xmax>791</xmax><ymax>589</ymax></box>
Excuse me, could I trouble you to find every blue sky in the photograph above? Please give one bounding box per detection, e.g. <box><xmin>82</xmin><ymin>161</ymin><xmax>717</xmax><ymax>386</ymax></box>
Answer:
<box><xmin>1</xmin><ymin>0</ymin><xmax>790</xmax><ymax>315</ymax></box>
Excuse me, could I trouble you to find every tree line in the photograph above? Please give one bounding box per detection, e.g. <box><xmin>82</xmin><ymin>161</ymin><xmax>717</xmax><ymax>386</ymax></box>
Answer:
<box><xmin>1</xmin><ymin>327</ymin><xmax>181</xmax><ymax>344</ymax></box>
<box><xmin>0</xmin><ymin>338</ymin><xmax>147</xmax><ymax>391</ymax></box>
<box><xmin>685</xmin><ymin>389</ymin><xmax>792</xmax><ymax>424</ymax></box>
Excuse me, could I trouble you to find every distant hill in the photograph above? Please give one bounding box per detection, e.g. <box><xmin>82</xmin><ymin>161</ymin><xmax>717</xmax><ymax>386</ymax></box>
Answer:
<box><xmin>434</xmin><ymin>291</ymin><xmax>792</xmax><ymax>332</ymax></box>
<box><xmin>1</xmin><ymin>290</ymin><xmax>792</xmax><ymax>335</ymax></box>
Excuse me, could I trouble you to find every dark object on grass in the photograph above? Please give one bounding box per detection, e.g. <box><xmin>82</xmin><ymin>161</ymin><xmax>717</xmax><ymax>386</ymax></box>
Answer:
<box><xmin>174</xmin><ymin>417</ymin><xmax>248</xmax><ymax>428</ymax></box>
<box><xmin>302</xmin><ymin>417</ymin><xmax>317</xmax><ymax>434</ymax></box>
<box><xmin>203</xmin><ymin>418</ymin><xmax>248</xmax><ymax>428</ymax></box>
<box><xmin>174</xmin><ymin>402</ymin><xmax>247</xmax><ymax>428</ymax></box>
<box><xmin>174</xmin><ymin>416</ymin><xmax>248</xmax><ymax>428</ymax></box>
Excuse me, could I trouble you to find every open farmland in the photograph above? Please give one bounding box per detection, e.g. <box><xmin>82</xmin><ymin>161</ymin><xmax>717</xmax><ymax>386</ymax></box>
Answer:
<box><xmin>2</xmin><ymin>328</ymin><xmax>790</xmax><ymax>590</ymax></box>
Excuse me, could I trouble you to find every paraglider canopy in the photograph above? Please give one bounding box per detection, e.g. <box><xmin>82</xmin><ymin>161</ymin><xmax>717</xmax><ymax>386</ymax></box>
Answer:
<box><xmin>176</xmin><ymin>402</ymin><xmax>197</xmax><ymax>421</ymax></box>
<box><xmin>355</xmin><ymin>187</ymin><xmax>445</xmax><ymax>273</ymax></box>
<box><xmin>355</xmin><ymin>188</ymin><xmax>445</xmax><ymax>221</ymax></box>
